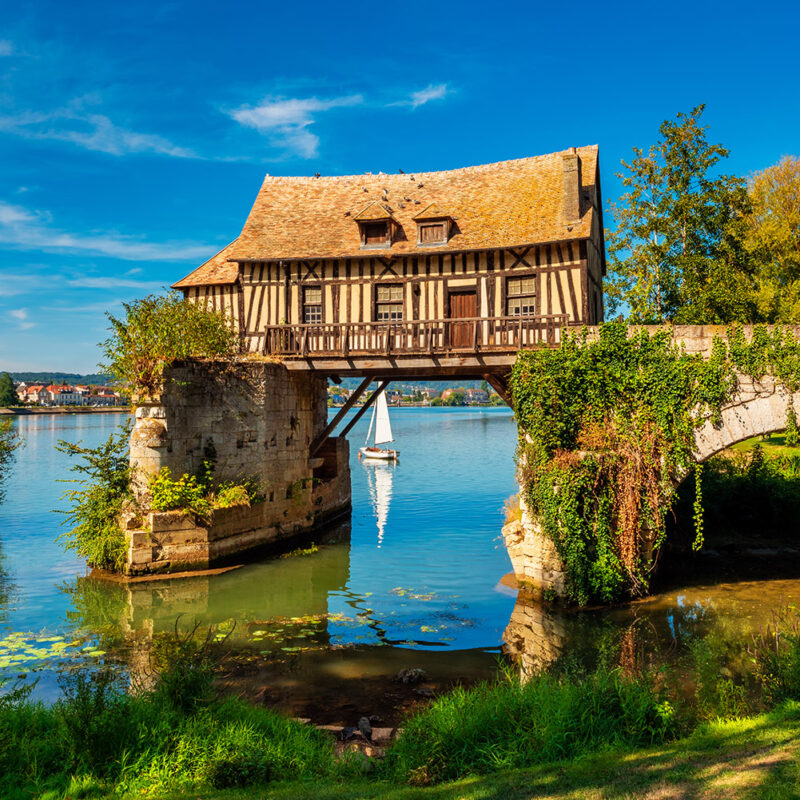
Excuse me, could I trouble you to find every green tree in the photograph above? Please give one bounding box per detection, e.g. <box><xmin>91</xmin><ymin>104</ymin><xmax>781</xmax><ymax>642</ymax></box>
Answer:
<box><xmin>0</xmin><ymin>373</ymin><xmax>17</xmax><ymax>407</ymax></box>
<box><xmin>443</xmin><ymin>391</ymin><xmax>466</xmax><ymax>406</ymax></box>
<box><xmin>746</xmin><ymin>156</ymin><xmax>800</xmax><ymax>321</ymax></box>
<box><xmin>0</xmin><ymin>419</ymin><xmax>20</xmax><ymax>503</ymax></box>
<box><xmin>606</xmin><ymin>105</ymin><xmax>755</xmax><ymax>323</ymax></box>
<box><xmin>101</xmin><ymin>291</ymin><xmax>238</xmax><ymax>396</ymax></box>
<box><xmin>56</xmin><ymin>424</ymin><xmax>133</xmax><ymax>570</ymax></box>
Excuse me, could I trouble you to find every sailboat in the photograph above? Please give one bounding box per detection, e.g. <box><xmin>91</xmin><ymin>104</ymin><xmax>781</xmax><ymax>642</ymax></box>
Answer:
<box><xmin>359</xmin><ymin>388</ymin><xmax>399</xmax><ymax>461</ymax></box>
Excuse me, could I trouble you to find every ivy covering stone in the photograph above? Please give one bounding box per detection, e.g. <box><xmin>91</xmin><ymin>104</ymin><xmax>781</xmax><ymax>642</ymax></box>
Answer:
<box><xmin>510</xmin><ymin>322</ymin><xmax>800</xmax><ymax>605</ymax></box>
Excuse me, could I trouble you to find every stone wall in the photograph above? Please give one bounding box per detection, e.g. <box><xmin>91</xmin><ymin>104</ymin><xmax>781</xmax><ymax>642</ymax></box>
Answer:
<box><xmin>125</xmin><ymin>360</ymin><xmax>350</xmax><ymax>574</ymax></box>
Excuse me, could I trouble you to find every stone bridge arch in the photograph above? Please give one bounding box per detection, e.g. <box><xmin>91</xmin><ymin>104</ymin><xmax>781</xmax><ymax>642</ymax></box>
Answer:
<box><xmin>693</xmin><ymin>374</ymin><xmax>800</xmax><ymax>464</ymax></box>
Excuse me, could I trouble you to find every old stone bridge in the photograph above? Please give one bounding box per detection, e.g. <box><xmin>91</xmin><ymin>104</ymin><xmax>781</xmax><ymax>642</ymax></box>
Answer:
<box><xmin>126</xmin><ymin>325</ymin><xmax>799</xmax><ymax>594</ymax></box>
<box><xmin>503</xmin><ymin>324</ymin><xmax>800</xmax><ymax>598</ymax></box>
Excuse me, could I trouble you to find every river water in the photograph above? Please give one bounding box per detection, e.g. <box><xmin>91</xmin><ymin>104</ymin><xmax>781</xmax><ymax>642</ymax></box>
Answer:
<box><xmin>1</xmin><ymin>409</ymin><xmax>800</xmax><ymax>721</ymax></box>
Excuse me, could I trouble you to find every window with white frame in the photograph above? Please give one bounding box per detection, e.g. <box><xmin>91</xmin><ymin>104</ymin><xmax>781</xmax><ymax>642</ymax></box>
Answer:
<box><xmin>303</xmin><ymin>286</ymin><xmax>322</xmax><ymax>323</ymax></box>
<box><xmin>506</xmin><ymin>276</ymin><xmax>536</xmax><ymax>316</ymax></box>
<box><xmin>375</xmin><ymin>284</ymin><xmax>403</xmax><ymax>321</ymax></box>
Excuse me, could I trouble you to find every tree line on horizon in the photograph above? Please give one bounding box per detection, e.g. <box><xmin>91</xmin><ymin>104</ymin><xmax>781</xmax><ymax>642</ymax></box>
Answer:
<box><xmin>605</xmin><ymin>105</ymin><xmax>800</xmax><ymax>325</ymax></box>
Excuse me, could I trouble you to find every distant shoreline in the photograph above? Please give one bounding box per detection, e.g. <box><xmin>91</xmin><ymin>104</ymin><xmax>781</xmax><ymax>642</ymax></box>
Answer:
<box><xmin>0</xmin><ymin>407</ymin><xmax>131</xmax><ymax>416</ymax></box>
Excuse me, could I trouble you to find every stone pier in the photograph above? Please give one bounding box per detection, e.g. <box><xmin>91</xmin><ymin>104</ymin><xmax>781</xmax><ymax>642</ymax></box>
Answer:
<box><xmin>124</xmin><ymin>359</ymin><xmax>350</xmax><ymax>575</ymax></box>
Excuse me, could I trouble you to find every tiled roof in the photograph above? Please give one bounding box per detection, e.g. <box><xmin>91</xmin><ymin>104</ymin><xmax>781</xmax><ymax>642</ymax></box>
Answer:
<box><xmin>413</xmin><ymin>202</ymin><xmax>451</xmax><ymax>220</ymax></box>
<box><xmin>175</xmin><ymin>146</ymin><xmax>599</xmax><ymax>285</ymax></box>
<box><xmin>352</xmin><ymin>201</ymin><xmax>395</xmax><ymax>221</ymax></box>
<box><xmin>172</xmin><ymin>241</ymin><xmax>240</xmax><ymax>289</ymax></box>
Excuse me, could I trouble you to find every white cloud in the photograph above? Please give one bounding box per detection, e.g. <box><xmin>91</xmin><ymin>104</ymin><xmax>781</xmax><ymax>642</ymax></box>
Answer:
<box><xmin>9</xmin><ymin>307</ymin><xmax>35</xmax><ymax>329</ymax></box>
<box><xmin>0</xmin><ymin>40</ymin><xmax>13</xmax><ymax>57</ymax></box>
<box><xmin>410</xmin><ymin>83</ymin><xmax>449</xmax><ymax>108</ymax></box>
<box><xmin>0</xmin><ymin>108</ymin><xmax>197</xmax><ymax>158</ymax></box>
<box><xmin>389</xmin><ymin>83</ymin><xmax>451</xmax><ymax>109</ymax></box>
<box><xmin>0</xmin><ymin>271</ymin><xmax>45</xmax><ymax>297</ymax></box>
<box><xmin>0</xmin><ymin>200</ymin><xmax>214</xmax><ymax>261</ymax></box>
<box><xmin>228</xmin><ymin>94</ymin><xmax>363</xmax><ymax>158</ymax></box>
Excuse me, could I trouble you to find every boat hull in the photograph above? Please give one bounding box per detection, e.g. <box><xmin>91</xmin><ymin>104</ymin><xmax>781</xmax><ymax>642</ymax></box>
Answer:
<box><xmin>359</xmin><ymin>446</ymin><xmax>399</xmax><ymax>461</ymax></box>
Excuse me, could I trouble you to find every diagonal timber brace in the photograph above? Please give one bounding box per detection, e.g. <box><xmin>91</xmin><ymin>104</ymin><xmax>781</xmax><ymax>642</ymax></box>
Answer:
<box><xmin>483</xmin><ymin>373</ymin><xmax>513</xmax><ymax>407</ymax></box>
<box><xmin>339</xmin><ymin>380</ymin><xmax>390</xmax><ymax>438</ymax></box>
<box><xmin>310</xmin><ymin>375</ymin><xmax>373</xmax><ymax>456</ymax></box>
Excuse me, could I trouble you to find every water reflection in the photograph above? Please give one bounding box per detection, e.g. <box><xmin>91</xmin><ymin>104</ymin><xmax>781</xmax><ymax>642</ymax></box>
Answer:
<box><xmin>501</xmin><ymin>578</ymin><xmax>800</xmax><ymax>682</ymax></box>
<box><xmin>362</xmin><ymin>461</ymin><xmax>395</xmax><ymax>547</ymax></box>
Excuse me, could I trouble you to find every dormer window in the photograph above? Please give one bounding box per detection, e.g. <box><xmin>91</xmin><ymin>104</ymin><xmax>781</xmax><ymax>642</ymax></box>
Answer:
<box><xmin>361</xmin><ymin>221</ymin><xmax>390</xmax><ymax>247</ymax></box>
<box><xmin>413</xmin><ymin>202</ymin><xmax>452</xmax><ymax>246</ymax></box>
<box><xmin>418</xmin><ymin>222</ymin><xmax>446</xmax><ymax>245</ymax></box>
<box><xmin>353</xmin><ymin>201</ymin><xmax>395</xmax><ymax>249</ymax></box>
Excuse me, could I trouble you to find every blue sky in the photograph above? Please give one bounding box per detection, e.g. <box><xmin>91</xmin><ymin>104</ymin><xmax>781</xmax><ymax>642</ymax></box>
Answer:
<box><xmin>1</xmin><ymin>0</ymin><xmax>797</xmax><ymax>372</ymax></box>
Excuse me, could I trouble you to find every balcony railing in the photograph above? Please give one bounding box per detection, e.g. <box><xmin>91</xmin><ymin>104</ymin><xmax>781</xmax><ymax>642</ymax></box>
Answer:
<box><xmin>262</xmin><ymin>315</ymin><xmax>568</xmax><ymax>358</ymax></box>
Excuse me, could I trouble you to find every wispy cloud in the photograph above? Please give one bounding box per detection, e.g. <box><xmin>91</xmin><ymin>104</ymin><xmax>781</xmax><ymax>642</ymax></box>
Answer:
<box><xmin>9</xmin><ymin>307</ymin><xmax>35</xmax><ymax>329</ymax></box>
<box><xmin>0</xmin><ymin>40</ymin><xmax>13</xmax><ymax>57</ymax></box>
<box><xmin>388</xmin><ymin>83</ymin><xmax>451</xmax><ymax>109</ymax></box>
<box><xmin>410</xmin><ymin>83</ymin><xmax>449</xmax><ymax>108</ymax></box>
<box><xmin>66</xmin><ymin>277</ymin><xmax>165</xmax><ymax>290</ymax></box>
<box><xmin>0</xmin><ymin>108</ymin><xmax>197</xmax><ymax>158</ymax></box>
<box><xmin>0</xmin><ymin>200</ymin><xmax>214</xmax><ymax>261</ymax></box>
<box><xmin>228</xmin><ymin>94</ymin><xmax>363</xmax><ymax>158</ymax></box>
<box><xmin>42</xmin><ymin>300</ymin><xmax>126</xmax><ymax>315</ymax></box>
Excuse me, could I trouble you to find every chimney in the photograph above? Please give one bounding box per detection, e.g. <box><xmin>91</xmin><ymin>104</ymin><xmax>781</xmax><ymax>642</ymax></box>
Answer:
<box><xmin>562</xmin><ymin>147</ymin><xmax>581</xmax><ymax>224</ymax></box>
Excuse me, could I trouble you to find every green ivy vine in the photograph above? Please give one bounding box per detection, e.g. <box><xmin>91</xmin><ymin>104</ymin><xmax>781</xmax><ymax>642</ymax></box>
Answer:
<box><xmin>510</xmin><ymin>322</ymin><xmax>800</xmax><ymax>606</ymax></box>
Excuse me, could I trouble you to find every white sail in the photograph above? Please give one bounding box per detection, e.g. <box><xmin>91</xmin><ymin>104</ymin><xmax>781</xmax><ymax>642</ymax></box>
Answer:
<box><xmin>364</xmin><ymin>395</ymin><xmax>377</xmax><ymax>445</ymax></box>
<box><xmin>374</xmin><ymin>390</ymin><xmax>393</xmax><ymax>444</ymax></box>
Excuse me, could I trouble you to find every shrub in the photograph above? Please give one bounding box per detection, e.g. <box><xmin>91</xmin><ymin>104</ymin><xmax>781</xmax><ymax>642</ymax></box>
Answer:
<box><xmin>56</xmin><ymin>424</ymin><xmax>132</xmax><ymax>570</ymax></box>
<box><xmin>149</xmin><ymin>467</ymin><xmax>212</xmax><ymax>519</ymax></box>
<box><xmin>214</xmin><ymin>484</ymin><xmax>251</xmax><ymax>508</ymax></box>
<box><xmin>749</xmin><ymin>606</ymin><xmax>800</xmax><ymax>707</ymax></box>
<box><xmin>101</xmin><ymin>290</ymin><xmax>238</xmax><ymax>396</ymax></box>
<box><xmin>384</xmin><ymin>667</ymin><xmax>679</xmax><ymax>784</ymax></box>
<box><xmin>502</xmin><ymin>493</ymin><xmax>522</xmax><ymax>524</ymax></box>
<box><xmin>148</xmin><ymin>621</ymin><xmax>218</xmax><ymax>714</ymax></box>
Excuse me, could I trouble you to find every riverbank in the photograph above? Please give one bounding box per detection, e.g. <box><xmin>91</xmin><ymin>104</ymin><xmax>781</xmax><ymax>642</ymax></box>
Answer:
<box><xmin>0</xmin><ymin>406</ymin><xmax>130</xmax><ymax>415</ymax></box>
<box><xmin>164</xmin><ymin>703</ymin><xmax>800</xmax><ymax>798</ymax></box>
<box><xmin>15</xmin><ymin>703</ymin><xmax>800</xmax><ymax>799</ymax></box>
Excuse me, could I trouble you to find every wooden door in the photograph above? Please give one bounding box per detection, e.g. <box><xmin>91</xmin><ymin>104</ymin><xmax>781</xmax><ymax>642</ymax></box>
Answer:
<box><xmin>448</xmin><ymin>291</ymin><xmax>477</xmax><ymax>348</ymax></box>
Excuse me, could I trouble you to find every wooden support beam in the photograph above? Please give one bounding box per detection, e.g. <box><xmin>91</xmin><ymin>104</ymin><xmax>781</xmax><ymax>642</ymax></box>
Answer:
<box><xmin>310</xmin><ymin>375</ymin><xmax>373</xmax><ymax>456</ymax></box>
<box><xmin>339</xmin><ymin>380</ymin><xmax>390</xmax><ymax>438</ymax></box>
<box><xmin>484</xmin><ymin>373</ymin><xmax>513</xmax><ymax>407</ymax></box>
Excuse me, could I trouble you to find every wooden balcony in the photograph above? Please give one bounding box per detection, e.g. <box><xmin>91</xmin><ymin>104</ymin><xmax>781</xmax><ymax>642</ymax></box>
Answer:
<box><xmin>259</xmin><ymin>315</ymin><xmax>568</xmax><ymax>379</ymax></box>
<box><xmin>264</xmin><ymin>315</ymin><xmax>567</xmax><ymax>357</ymax></box>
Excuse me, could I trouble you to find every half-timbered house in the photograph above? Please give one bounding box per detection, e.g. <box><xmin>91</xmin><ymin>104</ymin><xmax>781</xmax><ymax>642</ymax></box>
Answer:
<box><xmin>173</xmin><ymin>145</ymin><xmax>605</xmax><ymax>395</ymax></box>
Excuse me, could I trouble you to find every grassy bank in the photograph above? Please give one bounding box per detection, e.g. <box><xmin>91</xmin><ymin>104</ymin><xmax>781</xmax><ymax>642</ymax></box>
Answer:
<box><xmin>63</xmin><ymin>703</ymin><xmax>800</xmax><ymax>799</ymax></box>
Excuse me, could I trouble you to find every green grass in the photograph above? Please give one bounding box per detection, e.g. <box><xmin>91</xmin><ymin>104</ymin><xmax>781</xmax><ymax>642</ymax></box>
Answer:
<box><xmin>152</xmin><ymin>702</ymin><xmax>800</xmax><ymax>800</ymax></box>
<box><xmin>729</xmin><ymin>433</ymin><xmax>800</xmax><ymax>457</ymax></box>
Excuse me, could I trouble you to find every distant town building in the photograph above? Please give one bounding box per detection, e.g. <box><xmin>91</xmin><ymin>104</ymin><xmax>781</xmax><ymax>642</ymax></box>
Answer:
<box><xmin>465</xmin><ymin>388</ymin><xmax>490</xmax><ymax>404</ymax></box>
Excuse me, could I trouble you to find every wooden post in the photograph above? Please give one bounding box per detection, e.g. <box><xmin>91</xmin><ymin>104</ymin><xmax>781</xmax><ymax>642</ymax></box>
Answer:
<box><xmin>339</xmin><ymin>380</ymin><xmax>390</xmax><ymax>437</ymax></box>
<box><xmin>310</xmin><ymin>375</ymin><xmax>373</xmax><ymax>456</ymax></box>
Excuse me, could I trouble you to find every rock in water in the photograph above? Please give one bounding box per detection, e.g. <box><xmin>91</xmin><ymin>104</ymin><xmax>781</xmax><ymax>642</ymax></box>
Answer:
<box><xmin>358</xmin><ymin>716</ymin><xmax>373</xmax><ymax>742</ymax></box>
